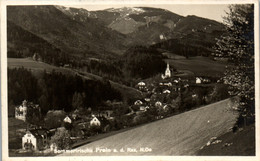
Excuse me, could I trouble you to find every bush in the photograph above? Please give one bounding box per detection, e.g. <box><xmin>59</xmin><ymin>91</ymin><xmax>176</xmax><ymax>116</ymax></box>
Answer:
<box><xmin>50</xmin><ymin>127</ymin><xmax>72</xmax><ymax>150</ymax></box>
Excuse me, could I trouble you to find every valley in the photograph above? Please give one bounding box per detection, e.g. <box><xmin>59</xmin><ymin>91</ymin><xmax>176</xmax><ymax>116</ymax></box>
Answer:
<box><xmin>5</xmin><ymin>4</ymin><xmax>255</xmax><ymax>157</ymax></box>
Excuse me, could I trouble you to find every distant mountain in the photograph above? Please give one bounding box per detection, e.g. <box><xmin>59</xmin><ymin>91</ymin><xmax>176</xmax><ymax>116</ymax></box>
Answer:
<box><xmin>7</xmin><ymin>5</ymin><xmax>226</xmax><ymax>60</ymax></box>
<box><xmin>7</xmin><ymin>5</ymin><xmax>128</xmax><ymax>59</ymax></box>
<box><xmin>84</xmin><ymin>6</ymin><xmax>225</xmax><ymax>48</ymax></box>
<box><xmin>87</xmin><ymin>7</ymin><xmax>182</xmax><ymax>34</ymax></box>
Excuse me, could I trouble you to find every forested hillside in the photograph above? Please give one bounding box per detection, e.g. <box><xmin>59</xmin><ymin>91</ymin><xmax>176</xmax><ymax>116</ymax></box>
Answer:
<box><xmin>8</xmin><ymin>68</ymin><xmax>122</xmax><ymax>115</ymax></box>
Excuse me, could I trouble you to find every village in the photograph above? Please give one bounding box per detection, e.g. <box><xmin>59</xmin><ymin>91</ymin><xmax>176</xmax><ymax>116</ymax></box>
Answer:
<box><xmin>11</xmin><ymin>62</ymin><xmax>218</xmax><ymax>154</ymax></box>
<box><xmin>5</xmin><ymin>3</ymin><xmax>256</xmax><ymax>157</ymax></box>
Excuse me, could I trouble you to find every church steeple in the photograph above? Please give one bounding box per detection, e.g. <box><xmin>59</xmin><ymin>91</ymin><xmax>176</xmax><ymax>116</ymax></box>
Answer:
<box><xmin>165</xmin><ymin>63</ymin><xmax>171</xmax><ymax>78</ymax></box>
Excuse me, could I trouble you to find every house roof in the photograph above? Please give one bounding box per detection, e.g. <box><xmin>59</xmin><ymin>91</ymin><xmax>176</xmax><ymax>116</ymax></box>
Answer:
<box><xmin>138</xmin><ymin>82</ymin><xmax>145</xmax><ymax>86</ymax></box>
<box><xmin>26</xmin><ymin>129</ymin><xmax>48</xmax><ymax>139</ymax></box>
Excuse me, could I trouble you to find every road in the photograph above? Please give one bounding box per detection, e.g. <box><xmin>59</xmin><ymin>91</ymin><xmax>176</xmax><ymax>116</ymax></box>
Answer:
<box><xmin>59</xmin><ymin>98</ymin><xmax>238</xmax><ymax>156</ymax></box>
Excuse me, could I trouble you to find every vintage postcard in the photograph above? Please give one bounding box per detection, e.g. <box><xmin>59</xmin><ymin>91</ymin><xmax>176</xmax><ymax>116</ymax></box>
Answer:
<box><xmin>1</xmin><ymin>0</ymin><xmax>259</xmax><ymax>160</ymax></box>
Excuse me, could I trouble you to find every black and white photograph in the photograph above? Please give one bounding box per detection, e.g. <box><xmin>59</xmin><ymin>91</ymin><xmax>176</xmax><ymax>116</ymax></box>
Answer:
<box><xmin>1</xmin><ymin>0</ymin><xmax>259</xmax><ymax>160</ymax></box>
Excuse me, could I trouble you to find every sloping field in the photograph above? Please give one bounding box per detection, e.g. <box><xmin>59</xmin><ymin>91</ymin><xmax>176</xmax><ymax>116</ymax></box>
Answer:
<box><xmin>60</xmin><ymin>98</ymin><xmax>238</xmax><ymax>156</ymax></box>
<box><xmin>167</xmin><ymin>56</ymin><xmax>227</xmax><ymax>77</ymax></box>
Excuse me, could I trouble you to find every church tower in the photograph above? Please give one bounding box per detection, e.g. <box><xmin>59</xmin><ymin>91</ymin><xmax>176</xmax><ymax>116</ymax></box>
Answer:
<box><xmin>165</xmin><ymin>63</ymin><xmax>171</xmax><ymax>78</ymax></box>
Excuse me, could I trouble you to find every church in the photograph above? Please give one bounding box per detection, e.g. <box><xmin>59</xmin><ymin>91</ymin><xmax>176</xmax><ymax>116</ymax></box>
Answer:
<box><xmin>161</xmin><ymin>63</ymin><xmax>171</xmax><ymax>79</ymax></box>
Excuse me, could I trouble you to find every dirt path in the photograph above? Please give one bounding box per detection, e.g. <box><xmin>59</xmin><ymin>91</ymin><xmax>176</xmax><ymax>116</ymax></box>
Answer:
<box><xmin>59</xmin><ymin>98</ymin><xmax>238</xmax><ymax>156</ymax></box>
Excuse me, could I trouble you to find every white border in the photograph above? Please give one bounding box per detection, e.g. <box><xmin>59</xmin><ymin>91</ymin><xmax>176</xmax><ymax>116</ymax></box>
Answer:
<box><xmin>1</xmin><ymin>0</ymin><xmax>259</xmax><ymax>161</ymax></box>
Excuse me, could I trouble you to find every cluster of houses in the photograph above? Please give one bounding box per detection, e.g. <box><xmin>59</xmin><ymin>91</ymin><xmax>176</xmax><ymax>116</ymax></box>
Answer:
<box><xmin>15</xmin><ymin>100</ymin><xmax>115</xmax><ymax>151</ymax></box>
<box><xmin>133</xmin><ymin>63</ymin><xmax>212</xmax><ymax>117</ymax></box>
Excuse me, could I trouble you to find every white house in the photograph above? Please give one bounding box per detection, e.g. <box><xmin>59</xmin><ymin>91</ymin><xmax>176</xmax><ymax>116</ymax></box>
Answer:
<box><xmin>22</xmin><ymin>129</ymin><xmax>47</xmax><ymax>151</ymax></box>
<box><xmin>137</xmin><ymin>81</ymin><xmax>146</xmax><ymax>90</ymax></box>
<box><xmin>155</xmin><ymin>101</ymin><xmax>162</xmax><ymax>107</ymax></box>
<box><xmin>134</xmin><ymin>100</ymin><xmax>143</xmax><ymax>106</ymax></box>
<box><xmin>196</xmin><ymin>77</ymin><xmax>202</xmax><ymax>84</ymax></box>
<box><xmin>15</xmin><ymin>100</ymin><xmax>28</xmax><ymax>121</ymax></box>
<box><xmin>90</xmin><ymin>116</ymin><xmax>101</xmax><ymax>126</ymax></box>
<box><xmin>137</xmin><ymin>81</ymin><xmax>145</xmax><ymax>86</ymax></box>
<box><xmin>63</xmin><ymin>116</ymin><xmax>72</xmax><ymax>124</ymax></box>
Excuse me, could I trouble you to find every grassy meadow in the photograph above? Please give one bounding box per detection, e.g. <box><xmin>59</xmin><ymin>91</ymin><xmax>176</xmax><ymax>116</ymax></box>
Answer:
<box><xmin>166</xmin><ymin>56</ymin><xmax>228</xmax><ymax>77</ymax></box>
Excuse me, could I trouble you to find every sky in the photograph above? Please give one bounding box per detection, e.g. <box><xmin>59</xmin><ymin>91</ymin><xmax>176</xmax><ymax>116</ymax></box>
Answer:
<box><xmin>66</xmin><ymin>4</ymin><xmax>230</xmax><ymax>22</ymax></box>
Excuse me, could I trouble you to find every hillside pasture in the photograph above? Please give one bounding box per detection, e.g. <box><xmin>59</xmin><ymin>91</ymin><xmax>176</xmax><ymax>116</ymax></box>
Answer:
<box><xmin>60</xmin><ymin>98</ymin><xmax>239</xmax><ymax>156</ymax></box>
<box><xmin>166</xmin><ymin>56</ymin><xmax>228</xmax><ymax>77</ymax></box>
<box><xmin>162</xmin><ymin>52</ymin><xmax>186</xmax><ymax>60</ymax></box>
<box><xmin>8</xmin><ymin>58</ymin><xmax>73</xmax><ymax>76</ymax></box>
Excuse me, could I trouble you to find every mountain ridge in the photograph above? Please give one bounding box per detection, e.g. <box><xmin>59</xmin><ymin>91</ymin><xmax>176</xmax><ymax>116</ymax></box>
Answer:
<box><xmin>7</xmin><ymin>5</ymin><xmax>225</xmax><ymax>60</ymax></box>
